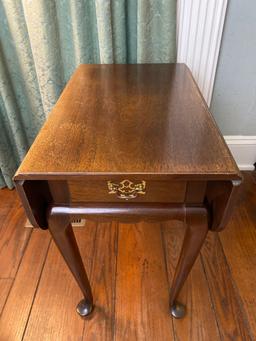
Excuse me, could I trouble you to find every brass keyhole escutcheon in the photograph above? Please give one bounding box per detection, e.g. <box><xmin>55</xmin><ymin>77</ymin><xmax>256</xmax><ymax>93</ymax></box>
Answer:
<box><xmin>107</xmin><ymin>179</ymin><xmax>146</xmax><ymax>200</ymax></box>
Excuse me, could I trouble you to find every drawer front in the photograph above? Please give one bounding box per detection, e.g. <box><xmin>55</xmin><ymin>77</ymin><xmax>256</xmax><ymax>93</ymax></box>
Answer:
<box><xmin>67</xmin><ymin>179</ymin><xmax>187</xmax><ymax>203</ymax></box>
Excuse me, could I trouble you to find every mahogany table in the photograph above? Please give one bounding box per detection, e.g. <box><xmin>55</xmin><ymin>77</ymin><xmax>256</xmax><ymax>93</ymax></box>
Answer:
<box><xmin>14</xmin><ymin>64</ymin><xmax>242</xmax><ymax>319</ymax></box>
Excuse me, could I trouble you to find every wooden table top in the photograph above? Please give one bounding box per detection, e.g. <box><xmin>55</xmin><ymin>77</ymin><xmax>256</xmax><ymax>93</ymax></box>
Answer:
<box><xmin>15</xmin><ymin>64</ymin><xmax>240</xmax><ymax>181</ymax></box>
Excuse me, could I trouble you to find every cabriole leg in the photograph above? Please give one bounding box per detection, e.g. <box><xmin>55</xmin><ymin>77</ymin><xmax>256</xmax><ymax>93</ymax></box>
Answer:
<box><xmin>48</xmin><ymin>213</ymin><xmax>93</xmax><ymax>317</ymax></box>
<box><xmin>169</xmin><ymin>208</ymin><xmax>208</xmax><ymax>318</ymax></box>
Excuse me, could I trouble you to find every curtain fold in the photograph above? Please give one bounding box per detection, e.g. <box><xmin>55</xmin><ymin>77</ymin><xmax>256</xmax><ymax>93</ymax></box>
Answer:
<box><xmin>0</xmin><ymin>0</ymin><xmax>176</xmax><ymax>188</ymax></box>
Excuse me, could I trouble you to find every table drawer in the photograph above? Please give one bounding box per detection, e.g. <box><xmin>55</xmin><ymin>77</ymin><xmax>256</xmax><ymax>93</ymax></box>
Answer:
<box><xmin>67</xmin><ymin>179</ymin><xmax>187</xmax><ymax>203</ymax></box>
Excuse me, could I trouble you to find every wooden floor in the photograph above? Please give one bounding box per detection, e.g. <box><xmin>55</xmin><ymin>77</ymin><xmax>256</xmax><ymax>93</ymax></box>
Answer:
<box><xmin>0</xmin><ymin>172</ymin><xmax>255</xmax><ymax>340</ymax></box>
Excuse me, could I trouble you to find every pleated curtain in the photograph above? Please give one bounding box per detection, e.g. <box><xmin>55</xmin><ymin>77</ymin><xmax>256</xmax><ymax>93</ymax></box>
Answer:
<box><xmin>0</xmin><ymin>0</ymin><xmax>176</xmax><ymax>188</ymax></box>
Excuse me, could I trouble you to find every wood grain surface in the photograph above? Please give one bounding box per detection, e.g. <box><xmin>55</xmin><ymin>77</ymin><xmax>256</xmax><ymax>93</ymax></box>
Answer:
<box><xmin>68</xmin><ymin>179</ymin><xmax>186</xmax><ymax>203</ymax></box>
<box><xmin>201</xmin><ymin>232</ymin><xmax>253</xmax><ymax>340</ymax></box>
<box><xmin>0</xmin><ymin>279</ymin><xmax>13</xmax><ymax>314</ymax></box>
<box><xmin>0</xmin><ymin>204</ymin><xmax>31</xmax><ymax>278</ymax></box>
<box><xmin>82</xmin><ymin>221</ymin><xmax>118</xmax><ymax>340</ymax></box>
<box><xmin>114</xmin><ymin>222</ymin><xmax>175</xmax><ymax>340</ymax></box>
<box><xmin>218</xmin><ymin>173</ymin><xmax>256</xmax><ymax>336</ymax></box>
<box><xmin>1</xmin><ymin>172</ymin><xmax>255</xmax><ymax>339</ymax></box>
<box><xmin>162</xmin><ymin>221</ymin><xmax>221</xmax><ymax>341</ymax></box>
<box><xmin>14</xmin><ymin>64</ymin><xmax>240</xmax><ymax>181</ymax></box>
<box><xmin>23</xmin><ymin>225</ymin><xmax>96</xmax><ymax>341</ymax></box>
<box><xmin>0</xmin><ymin>230</ymin><xmax>50</xmax><ymax>340</ymax></box>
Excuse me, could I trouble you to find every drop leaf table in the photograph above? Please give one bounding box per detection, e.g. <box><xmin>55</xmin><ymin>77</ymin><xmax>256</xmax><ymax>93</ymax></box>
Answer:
<box><xmin>14</xmin><ymin>64</ymin><xmax>242</xmax><ymax>319</ymax></box>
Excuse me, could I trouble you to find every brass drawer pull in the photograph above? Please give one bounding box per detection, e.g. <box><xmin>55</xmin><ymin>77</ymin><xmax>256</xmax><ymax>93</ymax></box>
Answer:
<box><xmin>107</xmin><ymin>180</ymin><xmax>146</xmax><ymax>200</ymax></box>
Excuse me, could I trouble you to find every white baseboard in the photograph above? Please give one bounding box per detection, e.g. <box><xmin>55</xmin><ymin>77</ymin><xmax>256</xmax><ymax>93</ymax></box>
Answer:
<box><xmin>224</xmin><ymin>136</ymin><xmax>256</xmax><ymax>171</ymax></box>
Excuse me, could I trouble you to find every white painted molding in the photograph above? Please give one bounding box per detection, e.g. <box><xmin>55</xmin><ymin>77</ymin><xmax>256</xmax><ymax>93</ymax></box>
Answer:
<box><xmin>224</xmin><ymin>136</ymin><xmax>256</xmax><ymax>171</ymax></box>
<box><xmin>177</xmin><ymin>0</ymin><xmax>228</xmax><ymax>105</ymax></box>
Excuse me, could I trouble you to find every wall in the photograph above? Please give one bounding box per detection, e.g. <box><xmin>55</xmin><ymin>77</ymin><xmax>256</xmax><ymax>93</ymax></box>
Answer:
<box><xmin>210</xmin><ymin>1</ymin><xmax>256</xmax><ymax>136</ymax></box>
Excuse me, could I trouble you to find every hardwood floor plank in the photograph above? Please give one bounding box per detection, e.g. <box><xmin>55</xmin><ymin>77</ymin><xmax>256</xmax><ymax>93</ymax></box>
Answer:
<box><xmin>0</xmin><ymin>204</ymin><xmax>31</xmax><ymax>279</ymax></box>
<box><xmin>114</xmin><ymin>222</ymin><xmax>175</xmax><ymax>341</ymax></box>
<box><xmin>23</xmin><ymin>222</ymin><xmax>96</xmax><ymax>341</ymax></box>
<box><xmin>162</xmin><ymin>220</ymin><xmax>221</xmax><ymax>341</ymax></box>
<box><xmin>219</xmin><ymin>206</ymin><xmax>256</xmax><ymax>336</ymax></box>
<box><xmin>205</xmin><ymin>173</ymin><xmax>256</xmax><ymax>339</ymax></box>
<box><xmin>201</xmin><ymin>232</ymin><xmax>253</xmax><ymax>340</ymax></box>
<box><xmin>0</xmin><ymin>229</ymin><xmax>50</xmax><ymax>340</ymax></box>
<box><xmin>247</xmin><ymin>170</ymin><xmax>256</xmax><ymax>184</ymax></box>
<box><xmin>0</xmin><ymin>278</ymin><xmax>13</xmax><ymax>314</ymax></box>
<box><xmin>0</xmin><ymin>188</ymin><xmax>19</xmax><ymax>208</ymax></box>
<box><xmin>82</xmin><ymin>222</ymin><xmax>118</xmax><ymax>341</ymax></box>
<box><xmin>239</xmin><ymin>172</ymin><xmax>256</xmax><ymax>222</ymax></box>
<box><xmin>0</xmin><ymin>207</ymin><xmax>11</xmax><ymax>230</ymax></box>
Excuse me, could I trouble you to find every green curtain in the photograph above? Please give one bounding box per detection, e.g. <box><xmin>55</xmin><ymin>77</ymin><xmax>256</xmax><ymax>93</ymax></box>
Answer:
<box><xmin>0</xmin><ymin>0</ymin><xmax>176</xmax><ymax>188</ymax></box>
